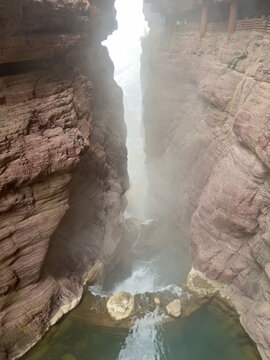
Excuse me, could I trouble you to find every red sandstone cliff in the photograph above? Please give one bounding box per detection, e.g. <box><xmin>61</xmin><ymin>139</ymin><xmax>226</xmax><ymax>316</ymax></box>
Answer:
<box><xmin>142</xmin><ymin>16</ymin><xmax>270</xmax><ymax>360</ymax></box>
<box><xmin>0</xmin><ymin>1</ymin><xmax>128</xmax><ymax>359</ymax></box>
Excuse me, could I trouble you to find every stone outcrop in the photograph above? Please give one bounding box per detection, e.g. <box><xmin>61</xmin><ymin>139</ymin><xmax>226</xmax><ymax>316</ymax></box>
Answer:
<box><xmin>142</xmin><ymin>16</ymin><xmax>270</xmax><ymax>360</ymax></box>
<box><xmin>106</xmin><ymin>291</ymin><xmax>135</xmax><ymax>321</ymax></box>
<box><xmin>166</xmin><ymin>299</ymin><xmax>182</xmax><ymax>318</ymax></box>
<box><xmin>0</xmin><ymin>1</ymin><xmax>128</xmax><ymax>359</ymax></box>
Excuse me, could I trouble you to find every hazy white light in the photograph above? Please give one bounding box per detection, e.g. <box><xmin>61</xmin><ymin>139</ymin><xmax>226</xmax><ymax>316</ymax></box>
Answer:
<box><xmin>104</xmin><ymin>0</ymin><xmax>149</xmax><ymax>72</ymax></box>
<box><xmin>103</xmin><ymin>0</ymin><xmax>149</xmax><ymax>217</ymax></box>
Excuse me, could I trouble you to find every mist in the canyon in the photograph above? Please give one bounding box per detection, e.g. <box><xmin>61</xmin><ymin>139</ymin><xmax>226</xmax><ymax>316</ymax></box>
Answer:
<box><xmin>101</xmin><ymin>0</ymin><xmax>191</xmax><ymax>294</ymax></box>
<box><xmin>104</xmin><ymin>0</ymin><xmax>149</xmax><ymax>218</ymax></box>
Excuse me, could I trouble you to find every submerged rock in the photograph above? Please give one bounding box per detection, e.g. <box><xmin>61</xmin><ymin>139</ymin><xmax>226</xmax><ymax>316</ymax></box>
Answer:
<box><xmin>166</xmin><ymin>299</ymin><xmax>182</xmax><ymax>318</ymax></box>
<box><xmin>107</xmin><ymin>292</ymin><xmax>135</xmax><ymax>320</ymax></box>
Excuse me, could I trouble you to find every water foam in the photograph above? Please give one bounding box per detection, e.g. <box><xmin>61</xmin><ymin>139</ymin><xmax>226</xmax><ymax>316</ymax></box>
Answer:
<box><xmin>117</xmin><ymin>308</ymin><xmax>168</xmax><ymax>360</ymax></box>
<box><xmin>88</xmin><ymin>264</ymin><xmax>183</xmax><ymax>297</ymax></box>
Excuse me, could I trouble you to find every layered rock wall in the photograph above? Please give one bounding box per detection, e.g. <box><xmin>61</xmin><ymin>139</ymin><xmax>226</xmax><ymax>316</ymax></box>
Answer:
<box><xmin>142</xmin><ymin>21</ymin><xmax>270</xmax><ymax>360</ymax></box>
<box><xmin>0</xmin><ymin>1</ymin><xmax>128</xmax><ymax>359</ymax></box>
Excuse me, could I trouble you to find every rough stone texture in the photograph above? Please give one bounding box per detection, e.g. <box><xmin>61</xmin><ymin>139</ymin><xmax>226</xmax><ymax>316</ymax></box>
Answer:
<box><xmin>142</xmin><ymin>23</ymin><xmax>270</xmax><ymax>360</ymax></box>
<box><xmin>166</xmin><ymin>299</ymin><xmax>181</xmax><ymax>318</ymax></box>
<box><xmin>106</xmin><ymin>291</ymin><xmax>135</xmax><ymax>321</ymax></box>
<box><xmin>0</xmin><ymin>1</ymin><xmax>128</xmax><ymax>359</ymax></box>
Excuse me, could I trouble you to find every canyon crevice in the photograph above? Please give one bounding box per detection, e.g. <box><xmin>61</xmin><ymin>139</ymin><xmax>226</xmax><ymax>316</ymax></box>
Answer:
<box><xmin>0</xmin><ymin>1</ymin><xmax>128</xmax><ymax>359</ymax></box>
<box><xmin>142</xmin><ymin>4</ymin><xmax>270</xmax><ymax>359</ymax></box>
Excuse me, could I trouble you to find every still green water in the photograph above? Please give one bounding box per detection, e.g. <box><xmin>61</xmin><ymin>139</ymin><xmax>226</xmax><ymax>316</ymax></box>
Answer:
<box><xmin>23</xmin><ymin>302</ymin><xmax>260</xmax><ymax>360</ymax></box>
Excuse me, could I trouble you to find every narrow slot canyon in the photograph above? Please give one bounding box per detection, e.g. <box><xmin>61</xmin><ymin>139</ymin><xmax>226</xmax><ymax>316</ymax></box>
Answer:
<box><xmin>0</xmin><ymin>1</ymin><xmax>270</xmax><ymax>360</ymax></box>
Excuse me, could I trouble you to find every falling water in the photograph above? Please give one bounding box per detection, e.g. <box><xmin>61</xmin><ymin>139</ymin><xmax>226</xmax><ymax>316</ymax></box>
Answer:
<box><xmin>117</xmin><ymin>309</ymin><xmax>167</xmax><ymax>360</ymax></box>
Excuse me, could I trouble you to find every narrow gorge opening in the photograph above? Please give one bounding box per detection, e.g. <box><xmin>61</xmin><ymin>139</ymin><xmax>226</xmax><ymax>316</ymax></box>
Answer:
<box><xmin>104</xmin><ymin>0</ymin><xmax>148</xmax><ymax>219</ymax></box>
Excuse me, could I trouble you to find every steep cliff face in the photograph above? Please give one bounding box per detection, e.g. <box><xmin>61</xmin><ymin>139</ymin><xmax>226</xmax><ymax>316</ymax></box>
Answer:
<box><xmin>0</xmin><ymin>1</ymin><xmax>128</xmax><ymax>359</ymax></box>
<box><xmin>142</xmin><ymin>25</ymin><xmax>270</xmax><ymax>360</ymax></box>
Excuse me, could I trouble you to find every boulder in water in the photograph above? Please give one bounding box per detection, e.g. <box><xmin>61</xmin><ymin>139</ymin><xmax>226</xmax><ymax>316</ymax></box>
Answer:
<box><xmin>107</xmin><ymin>291</ymin><xmax>135</xmax><ymax>320</ymax></box>
<box><xmin>154</xmin><ymin>297</ymin><xmax>161</xmax><ymax>305</ymax></box>
<box><xmin>166</xmin><ymin>299</ymin><xmax>182</xmax><ymax>318</ymax></box>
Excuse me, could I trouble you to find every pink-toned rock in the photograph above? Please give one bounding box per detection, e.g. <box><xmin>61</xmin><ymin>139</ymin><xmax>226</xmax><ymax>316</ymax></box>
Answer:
<box><xmin>142</xmin><ymin>19</ymin><xmax>270</xmax><ymax>360</ymax></box>
<box><xmin>0</xmin><ymin>0</ymin><xmax>128</xmax><ymax>359</ymax></box>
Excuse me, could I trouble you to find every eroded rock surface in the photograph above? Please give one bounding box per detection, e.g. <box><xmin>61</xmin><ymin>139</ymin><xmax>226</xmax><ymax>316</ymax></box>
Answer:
<box><xmin>166</xmin><ymin>299</ymin><xmax>182</xmax><ymax>318</ymax></box>
<box><xmin>0</xmin><ymin>1</ymin><xmax>128</xmax><ymax>359</ymax></box>
<box><xmin>107</xmin><ymin>291</ymin><xmax>135</xmax><ymax>321</ymax></box>
<box><xmin>142</xmin><ymin>19</ymin><xmax>270</xmax><ymax>360</ymax></box>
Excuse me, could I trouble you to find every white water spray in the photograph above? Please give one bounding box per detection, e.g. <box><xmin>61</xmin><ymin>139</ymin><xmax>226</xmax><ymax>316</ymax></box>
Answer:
<box><xmin>117</xmin><ymin>308</ymin><xmax>168</xmax><ymax>360</ymax></box>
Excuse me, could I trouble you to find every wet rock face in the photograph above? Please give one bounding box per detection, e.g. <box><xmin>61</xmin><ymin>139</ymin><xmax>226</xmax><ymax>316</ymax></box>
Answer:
<box><xmin>142</xmin><ymin>27</ymin><xmax>270</xmax><ymax>359</ymax></box>
<box><xmin>0</xmin><ymin>0</ymin><xmax>128</xmax><ymax>359</ymax></box>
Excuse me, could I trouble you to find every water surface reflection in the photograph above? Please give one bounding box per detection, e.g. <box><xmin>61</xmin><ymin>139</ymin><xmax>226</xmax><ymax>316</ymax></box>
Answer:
<box><xmin>23</xmin><ymin>303</ymin><xmax>261</xmax><ymax>360</ymax></box>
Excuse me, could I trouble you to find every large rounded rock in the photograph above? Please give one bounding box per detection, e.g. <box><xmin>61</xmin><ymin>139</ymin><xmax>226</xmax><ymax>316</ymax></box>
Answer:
<box><xmin>166</xmin><ymin>299</ymin><xmax>182</xmax><ymax>318</ymax></box>
<box><xmin>107</xmin><ymin>291</ymin><xmax>135</xmax><ymax>320</ymax></box>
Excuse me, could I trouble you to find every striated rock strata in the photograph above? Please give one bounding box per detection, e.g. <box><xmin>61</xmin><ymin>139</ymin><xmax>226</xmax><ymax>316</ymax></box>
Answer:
<box><xmin>0</xmin><ymin>1</ymin><xmax>128</xmax><ymax>359</ymax></box>
<box><xmin>142</xmin><ymin>21</ymin><xmax>270</xmax><ymax>360</ymax></box>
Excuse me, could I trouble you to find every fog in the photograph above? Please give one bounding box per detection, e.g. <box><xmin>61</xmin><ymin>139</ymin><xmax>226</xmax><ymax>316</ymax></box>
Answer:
<box><xmin>103</xmin><ymin>0</ymin><xmax>149</xmax><ymax>218</ymax></box>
